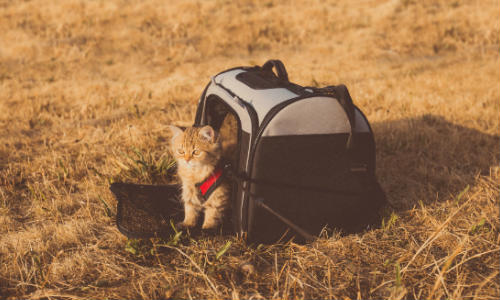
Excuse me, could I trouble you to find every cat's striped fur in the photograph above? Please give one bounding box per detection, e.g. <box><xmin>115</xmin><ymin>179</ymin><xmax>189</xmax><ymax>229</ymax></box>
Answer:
<box><xmin>168</xmin><ymin>125</ymin><xmax>230</xmax><ymax>229</ymax></box>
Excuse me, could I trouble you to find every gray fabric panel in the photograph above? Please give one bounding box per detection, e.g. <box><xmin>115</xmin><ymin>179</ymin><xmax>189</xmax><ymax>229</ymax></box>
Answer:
<box><xmin>262</xmin><ymin>97</ymin><xmax>351</xmax><ymax>136</ymax></box>
<box><xmin>353</xmin><ymin>108</ymin><xmax>370</xmax><ymax>133</ymax></box>
<box><xmin>205</xmin><ymin>83</ymin><xmax>252</xmax><ymax>133</ymax></box>
<box><xmin>215</xmin><ymin>69</ymin><xmax>298</xmax><ymax>124</ymax></box>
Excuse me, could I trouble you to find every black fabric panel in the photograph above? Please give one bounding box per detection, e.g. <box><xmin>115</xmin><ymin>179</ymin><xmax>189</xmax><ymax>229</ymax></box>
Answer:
<box><xmin>235</xmin><ymin>70</ymin><xmax>305</xmax><ymax>95</ymax></box>
<box><xmin>252</xmin><ymin>134</ymin><xmax>353</xmax><ymax>188</ymax></box>
<box><xmin>251</xmin><ymin>133</ymin><xmax>375</xmax><ymax>185</ymax></box>
<box><xmin>247</xmin><ymin>134</ymin><xmax>384</xmax><ymax>243</ymax></box>
<box><xmin>248</xmin><ymin>175</ymin><xmax>385</xmax><ymax>244</ymax></box>
<box><xmin>349</xmin><ymin>132</ymin><xmax>376</xmax><ymax>175</ymax></box>
<box><xmin>236</xmin><ymin>70</ymin><xmax>288</xmax><ymax>89</ymax></box>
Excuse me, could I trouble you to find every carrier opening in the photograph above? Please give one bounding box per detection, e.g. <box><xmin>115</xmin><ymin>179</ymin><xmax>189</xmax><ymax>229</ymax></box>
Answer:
<box><xmin>203</xmin><ymin>95</ymin><xmax>251</xmax><ymax>232</ymax></box>
<box><xmin>204</xmin><ymin>95</ymin><xmax>241</xmax><ymax>169</ymax></box>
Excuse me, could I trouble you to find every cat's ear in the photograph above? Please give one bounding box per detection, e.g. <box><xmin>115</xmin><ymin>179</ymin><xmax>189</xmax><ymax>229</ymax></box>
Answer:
<box><xmin>198</xmin><ymin>125</ymin><xmax>216</xmax><ymax>143</ymax></box>
<box><xmin>167</xmin><ymin>125</ymin><xmax>183</xmax><ymax>139</ymax></box>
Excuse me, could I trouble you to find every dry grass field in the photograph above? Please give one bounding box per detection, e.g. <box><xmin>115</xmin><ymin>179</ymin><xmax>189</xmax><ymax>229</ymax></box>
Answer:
<box><xmin>0</xmin><ymin>0</ymin><xmax>499</xmax><ymax>299</ymax></box>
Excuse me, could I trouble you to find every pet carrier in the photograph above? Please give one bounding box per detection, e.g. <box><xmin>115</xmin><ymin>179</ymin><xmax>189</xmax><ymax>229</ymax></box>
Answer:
<box><xmin>111</xmin><ymin>59</ymin><xmax>386</xmax><ymax>243</ymax></box>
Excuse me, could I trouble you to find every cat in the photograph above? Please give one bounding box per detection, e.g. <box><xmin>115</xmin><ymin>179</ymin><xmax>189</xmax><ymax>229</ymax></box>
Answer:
<box><xmin>168</xmin><ymin>125</ymin><xmax>230</xmax><ymax>230</ymax></box>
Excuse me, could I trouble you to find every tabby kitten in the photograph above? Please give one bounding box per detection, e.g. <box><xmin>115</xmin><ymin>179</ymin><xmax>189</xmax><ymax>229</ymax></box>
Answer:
<box><xmin>168</xmin><ymin>125</ymin><xmax>230</xmax><ymax>230</ymax></box>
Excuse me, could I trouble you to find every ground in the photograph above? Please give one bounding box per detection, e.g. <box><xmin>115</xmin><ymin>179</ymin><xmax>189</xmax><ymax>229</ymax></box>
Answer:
<box><xmin>0</xmin><ymin>0</ymin><xmax>499</xmax><ymax>299</ymax></box>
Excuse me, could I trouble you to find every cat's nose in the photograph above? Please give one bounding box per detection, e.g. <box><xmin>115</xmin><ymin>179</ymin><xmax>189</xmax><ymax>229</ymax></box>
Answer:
<box><xmin>184</xmin><ymin>155</ymin><xmax>191</xmax><ymax>162</ymax></box>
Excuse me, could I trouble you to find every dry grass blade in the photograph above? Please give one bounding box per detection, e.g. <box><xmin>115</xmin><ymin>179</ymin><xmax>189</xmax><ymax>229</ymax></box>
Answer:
<box><xmin>160</xmin><ymin>245</ymin><xmax>219</xmax><ymax>297</ymax></box>
<box><xmin>28</xmin><ymin>289</ymin><xmax>90</xmax><ymax>300</ymax></box>
<box><xmin>474</xmin><ymin>271</ymin><xmax>500</xmax><ymax>299</ymax></box>
<box><xmin>428</xmin><ymin>240</ymin><xmax>465</xmax><ymax>299</ymax></box>
<box><xmin>446</xmin><ymin>248</ymin><xmax>500</xmax><ymax>274</ymax></box>
<box><xmin>401</xmin><ymin>196</ymin><xmax>472</xmax><ymax>274</ymax></box>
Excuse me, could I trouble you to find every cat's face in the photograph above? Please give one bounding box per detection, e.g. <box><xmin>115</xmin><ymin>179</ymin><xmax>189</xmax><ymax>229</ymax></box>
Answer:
<box><xmin>168</xmin><ymin>125</ymin><xmax>221</xmax><ymax>169</ymax></box>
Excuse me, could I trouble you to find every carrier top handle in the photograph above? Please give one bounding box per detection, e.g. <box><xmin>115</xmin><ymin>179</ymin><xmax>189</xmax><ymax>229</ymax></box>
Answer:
<box><xmin>328</xmin><ymin>84</ymin><xmax>356</xmax><ymax>150</ymax></box>
<box><xmin>262</xmin><ymin>59</ymin><xmax>289</xmax><ymax>82</ymax></box>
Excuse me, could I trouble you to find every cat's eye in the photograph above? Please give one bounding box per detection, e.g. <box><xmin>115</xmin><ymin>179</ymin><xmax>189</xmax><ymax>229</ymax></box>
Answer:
<box><xmin>192</xmin><ymin>150</ymin><xmax>201</xmax><ymax>156</ymax></box>
<box><xmin>177</xmin><ymin>149</ymin><xmax>185</xmax><ymax>155</ymax></box>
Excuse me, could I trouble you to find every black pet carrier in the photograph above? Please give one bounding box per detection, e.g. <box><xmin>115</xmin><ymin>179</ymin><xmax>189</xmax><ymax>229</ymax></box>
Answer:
<box><xmin>111</xmin><ymin>60</ymin><xmax>386</xmax><ymax>243</ymax></box>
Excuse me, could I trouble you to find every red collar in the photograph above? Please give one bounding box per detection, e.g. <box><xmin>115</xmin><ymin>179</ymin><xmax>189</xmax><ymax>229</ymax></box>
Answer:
<box><xmin>196</xmin><ymin>166</ymin><xmax>224</xmax><ymax>201</ymax></box>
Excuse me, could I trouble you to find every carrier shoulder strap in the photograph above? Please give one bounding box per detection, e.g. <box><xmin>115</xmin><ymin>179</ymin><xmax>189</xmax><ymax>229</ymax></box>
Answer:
<box><xmin>327</xmin><ymin>84</ymin><xmax>355</xmax><ymax>129</ymax></box>
<box><xmin>317</xmin><ymin>84</ymin><xmax>356</xmax><ymax>149</ymax></box>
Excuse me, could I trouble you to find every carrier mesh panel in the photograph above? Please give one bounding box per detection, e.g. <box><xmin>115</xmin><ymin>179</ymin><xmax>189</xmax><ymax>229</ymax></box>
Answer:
<box><xmin>247</xmin><ymin>134</ymin><xmax>385</xmax><ymax>243</ymax></box>
<box><xmin>111</xmin><ymin>183</ymin><xmax>183</xmax><ymax>238</ymax></box>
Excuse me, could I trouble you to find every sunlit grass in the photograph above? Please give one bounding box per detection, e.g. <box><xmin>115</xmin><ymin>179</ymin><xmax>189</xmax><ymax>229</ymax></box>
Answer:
<box><xmin>0</xmin><ymin>0</ymin><xmax>498</xmax><ymax>299</ymax></box>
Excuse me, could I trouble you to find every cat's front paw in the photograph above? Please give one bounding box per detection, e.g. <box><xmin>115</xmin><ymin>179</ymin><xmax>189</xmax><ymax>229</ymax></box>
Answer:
<box><xmin>201</xmin><ymin>219</ymin><xmax>220</xmax><ymax>230</ymax></box>
<box><xmin>176</xmin><ymin>221</ymin><xmax>196</xmax><ymax>229</ymax></box>
<box><xmin>202</xmin><ymin>206</ymin><xmax>223</xmax><ymax>230</ymax></box>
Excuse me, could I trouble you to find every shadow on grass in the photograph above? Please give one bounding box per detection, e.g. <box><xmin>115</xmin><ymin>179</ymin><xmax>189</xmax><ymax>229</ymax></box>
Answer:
<box><xmin>373</xmin><ymin>114</ymin><xmax>499</xmax><ymax>210</ymax></box>
<box><xmin>110</xmin><ymin>114</ymin><xmax>499</xmax><ymax>241</ymax></box>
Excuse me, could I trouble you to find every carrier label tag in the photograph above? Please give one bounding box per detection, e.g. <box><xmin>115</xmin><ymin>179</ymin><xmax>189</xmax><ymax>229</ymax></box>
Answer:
<box><xmin>350</xmin><ymin>164</ymin><xmax>368</xmax><ymax>172</ymax></box>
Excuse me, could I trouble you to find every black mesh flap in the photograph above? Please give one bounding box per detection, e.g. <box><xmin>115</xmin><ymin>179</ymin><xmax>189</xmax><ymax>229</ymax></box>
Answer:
<box><xmin>110</xmin><ymin>183</ymin><xmax>183</xmax><ymax>239</ymax></box>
